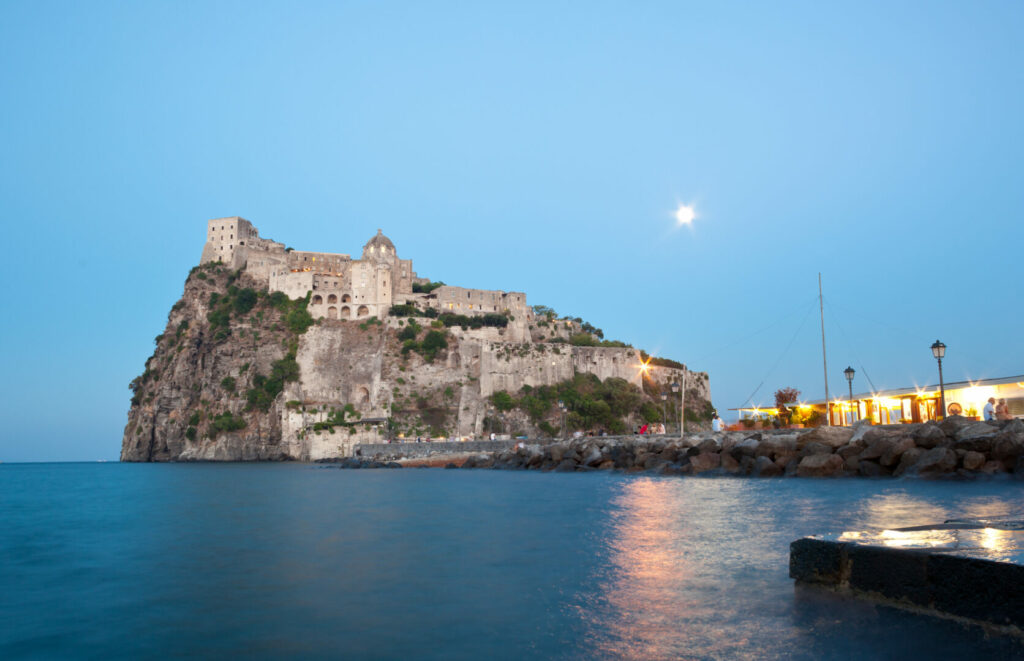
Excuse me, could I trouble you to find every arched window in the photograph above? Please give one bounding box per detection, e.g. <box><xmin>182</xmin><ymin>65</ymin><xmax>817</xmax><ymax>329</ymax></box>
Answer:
<box><xmin>341</xmin><ymin>306</ymin><xmax>351</xmax><ymax>318</ymax></box>
<box><xmin>327</xmin><ymin>306</ymin><xmax>338</xmax><ymax>319</ymax></box>
<box><xmin>342</xmin><ymin>294</ymin><xmax>352</xmax><ymax>303</ymax></box>
<box><xmin>357</xmin><ymin>305</ymin><xmax>369</xmax><ymax>317</ymax></box>
<box><xmin>357</xmin><ymin>386</ymin><xmax>370</xmax><ymax>404</ymax></box>
<box><xmin>327</xmin><ymin>294</ymin><xmax>337</xmax><ymax>304</ymax></box>
<box><xmin>312</xmin><ymin>295</ymin><xmax>323</xmax><ymax>305</ymax></box>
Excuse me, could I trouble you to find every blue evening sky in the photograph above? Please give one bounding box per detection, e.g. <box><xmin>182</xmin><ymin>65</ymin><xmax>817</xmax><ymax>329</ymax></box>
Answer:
<box><xmin>2</xmin><ymin>2</ymin><xmax>1022</xmax><ymax>461</ymax></box>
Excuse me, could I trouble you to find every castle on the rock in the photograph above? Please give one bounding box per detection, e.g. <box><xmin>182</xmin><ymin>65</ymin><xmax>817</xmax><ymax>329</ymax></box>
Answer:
<box><xmin>200</xmin><ymin>217</ymin><xmax>529</xmax><ymax>320</ymax></box>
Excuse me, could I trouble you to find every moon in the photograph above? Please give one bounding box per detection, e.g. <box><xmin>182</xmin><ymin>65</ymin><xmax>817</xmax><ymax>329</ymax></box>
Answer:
<box><xmin>675</xmin><ymin>204</ymin><xmax>696</xmax><ymax>225</ymax></box>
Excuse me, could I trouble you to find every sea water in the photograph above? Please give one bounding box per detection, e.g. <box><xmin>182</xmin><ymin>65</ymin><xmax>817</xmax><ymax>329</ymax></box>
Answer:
<box><xmin>1</xmin><ymin>463</ymin><xmax>1022</xmax><ymax>660</ymax></box>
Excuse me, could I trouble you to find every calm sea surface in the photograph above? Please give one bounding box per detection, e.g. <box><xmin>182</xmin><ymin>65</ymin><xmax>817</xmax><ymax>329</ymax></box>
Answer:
<box><xmin>1</xmin><ymin>463</ymin><xmax>1023</xmax><ymax>660</ymax></box>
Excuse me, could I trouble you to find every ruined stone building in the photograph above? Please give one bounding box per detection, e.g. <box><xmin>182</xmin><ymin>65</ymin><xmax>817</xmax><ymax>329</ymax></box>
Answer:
<box><xmin>199</xmin><ymin>217</ymin><xmax>529</xmax><ymax>321</ymax></box>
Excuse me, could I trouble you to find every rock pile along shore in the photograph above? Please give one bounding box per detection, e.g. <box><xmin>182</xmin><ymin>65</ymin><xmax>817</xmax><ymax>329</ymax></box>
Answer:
<box><xmin>361</xmin><ymin>416</ymin><xmax>1024</xmax><ymax>478</ymax></box>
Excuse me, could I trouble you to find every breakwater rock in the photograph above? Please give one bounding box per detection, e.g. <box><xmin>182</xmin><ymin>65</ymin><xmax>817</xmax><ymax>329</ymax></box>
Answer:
<box><xmin>391</xmin><ymin>417</ymin><xmax>1024</xmax><ymax>478</ymax></box>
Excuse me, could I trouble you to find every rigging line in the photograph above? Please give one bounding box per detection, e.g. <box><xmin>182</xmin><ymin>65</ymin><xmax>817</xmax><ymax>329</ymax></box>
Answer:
<box><xmin>739</xmin><ymin>300</ymin><xmax>818</xmax><ymax>408</ymax></box>
<box><xmin>824</xmin><ymin>298</ymin><xmax>1003</xmax><ymax>382</ymax></box>
<box><xmin>692</xmin><ymin>294</ymin><xmax>820</xmax><ymax>363</ymax></box>
<box><xmin>822</xmin><ymin>298</ymin><xmax>879</xmax><ymax>392</ymax></box>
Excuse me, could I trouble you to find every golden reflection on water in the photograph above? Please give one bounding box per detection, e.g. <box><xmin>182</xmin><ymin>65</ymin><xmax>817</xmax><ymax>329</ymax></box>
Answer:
<box><xmin>582</xmin><ymin>479</ymin><xmax>772</xmax><ymax>660</ymax></box>
<box><xmin>590</xmin><ymin>478</ymin><xmax>691</xmax><ymax>660</ymax></box>
<box><xmin>836</xmin><ymin>494</ymin><xmax>1023</xmax><ymax>561</ymax></box>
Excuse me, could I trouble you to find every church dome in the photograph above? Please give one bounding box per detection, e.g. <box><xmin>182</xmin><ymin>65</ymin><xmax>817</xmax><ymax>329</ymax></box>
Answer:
<box><xmin>362</xmin><ymin>229</ymin><xmax>396</xmax><ymax>261</ymax></box>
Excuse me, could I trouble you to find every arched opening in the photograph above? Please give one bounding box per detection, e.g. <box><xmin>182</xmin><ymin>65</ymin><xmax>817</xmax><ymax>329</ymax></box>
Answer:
<box><xmin>342</xmin><ymin>294</ymin><xmax>352</xmax><ymax>303</ymax></box>
<box><xmin>327</xmin><ymin>306</ymin><xmax>338</xmax><ymax>319</ymax></box>
<box><xmin>357</xmin><ymin>386</ymin><xmax>370</xmax><ymax>405</ymax></box>
<box><xmin>357</xmin><ymin>305</ymin><xmax>369</xmax><ymax>317</ymax></box>
<box><xmin>341</xmin><ymin>306</ymin><xmax>351</xmax><ymax>318</ymax></box>
<box><xmin>312</xmin><ymin>295</ymin><xmax>323</xmax><ymax>305</ymax></box>
<box><xmin>327</xmin><ymin>294</ymin><xmax>337</xmax><ymax>304</ymax></box>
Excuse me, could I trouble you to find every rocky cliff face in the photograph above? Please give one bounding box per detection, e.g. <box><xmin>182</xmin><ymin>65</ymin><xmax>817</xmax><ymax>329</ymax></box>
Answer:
<box><xmin>122</xmin><ymin>262</ymin><xmax>712</xmax><ymax>461</ymax></box>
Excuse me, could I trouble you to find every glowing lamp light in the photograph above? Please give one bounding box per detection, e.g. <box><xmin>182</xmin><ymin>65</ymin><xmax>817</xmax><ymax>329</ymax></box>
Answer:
<box><xmin>675</xmin><ymin>204</ymin><xmax>696</xmax><ymax>225</ymax></box>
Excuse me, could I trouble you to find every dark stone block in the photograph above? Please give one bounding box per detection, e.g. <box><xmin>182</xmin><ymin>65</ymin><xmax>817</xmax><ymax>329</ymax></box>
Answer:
<box><xmin>927</xmin><ymin>554</ymin><xmax>1024</xmax><ymax>627</ymax></box>
<box><xmin>789</xmin><ymin>538</ymin><xmax>845</xmax><ymax>585</ymax></box>
<box><xmin>846</xmin><ymin>546</ymin><xmax>930</xmax><ymax>605</ymax></box>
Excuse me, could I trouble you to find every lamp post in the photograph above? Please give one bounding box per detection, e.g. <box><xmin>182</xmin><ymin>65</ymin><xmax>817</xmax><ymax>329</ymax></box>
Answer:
<box><xmin>844</xmin><ymin>366</ymin><xmax>855</xmax><ymax>426</ymax></box>
<box><xmin>660</xmin><ymin>393</ymin><xmax>668</xmax><ymax>434</ymax></box>
<box><xmin>671</xmin><ymin>379</ymin><xmax>685</xmax><ymax>438</ymax></box>
<box><xmin>931</xmin><ymin>340</ymin><xmax>946</xmax><ymax>421</ymax></box>
<box><xmin>557</xmin><ymin>400</ymin><xmax>567</xmax><ymax>440</ymax></box>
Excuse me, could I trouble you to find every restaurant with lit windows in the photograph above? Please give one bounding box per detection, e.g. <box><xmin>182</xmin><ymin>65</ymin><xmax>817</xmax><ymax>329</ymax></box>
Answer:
<box><xmin>734</xmin><ymin>375</ymin><xmax>1024</xmax><ymax>426</ymax></box>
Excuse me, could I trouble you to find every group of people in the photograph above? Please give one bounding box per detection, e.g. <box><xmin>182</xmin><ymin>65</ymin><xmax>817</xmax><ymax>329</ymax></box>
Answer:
<box><xmin>983</xmin><ymin>397</ymin><xmax>1013</xmax><ymax>421</ymax></box>
<box><xmin>635</xmin><ymin>422</ymin><xmax>668</xmax><ymax>435</ymax></box>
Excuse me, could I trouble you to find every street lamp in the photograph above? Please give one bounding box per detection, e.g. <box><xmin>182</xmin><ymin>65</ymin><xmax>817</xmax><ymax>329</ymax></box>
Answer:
<box><xmin>557</xmin><ymin>400</ymin><xmax>567</xmax><ymax>440</ymax></box>
<box><xmin>671</xmin><ymin>380</ymin><xmax>685</xmax><ymax>438</ymax></box>
<box><xmin>660</xmin><ymin>393</ymin><xmax>668</xmax><ymax>433</ymax></box>
<box><xmin>931</xmin><ymin>340</ymin><xmax>947</xmax><ymax>420</ymax></box>
<box><xmin>844</xmin><ymin>366</ymin><xmax>855</xmax><ymax>426</ymax></box>
<box><xmin>637</xmin><ymin>359</ymin><xmax>649</xmax><ymax>396</ymax></box>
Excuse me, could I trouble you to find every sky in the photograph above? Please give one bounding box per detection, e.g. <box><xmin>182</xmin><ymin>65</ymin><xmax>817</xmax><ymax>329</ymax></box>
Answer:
<box><xmin>1</xmin><ymin>1</ymin><xmax>1022</xmax><ymax>461</ymax></box>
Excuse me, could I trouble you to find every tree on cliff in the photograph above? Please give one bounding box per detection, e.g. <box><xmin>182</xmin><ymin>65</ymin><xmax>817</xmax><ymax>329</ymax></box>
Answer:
<box><xmin>774</xmin><ymin>387</ymin><xmax>800</xmax><ymax>425</ymax></box>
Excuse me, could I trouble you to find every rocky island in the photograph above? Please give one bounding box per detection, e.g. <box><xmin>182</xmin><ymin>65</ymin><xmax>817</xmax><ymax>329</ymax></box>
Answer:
<box><xmin>121</xmin><ymin>217</ymin><xmax>711</xmax><ymax>461</ymax></box>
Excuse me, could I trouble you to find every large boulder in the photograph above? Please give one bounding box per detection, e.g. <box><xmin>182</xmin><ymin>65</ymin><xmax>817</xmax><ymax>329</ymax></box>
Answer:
<box><xmin>858</xmin><ymin>460</ymin><xmax>885</xmax><ymax>477</ymax></box>
<box><xmin>907</xmin><ymin>447</ymin><xmax>957</xmax><ymax>477</ymax></box>
<box><xmin>962</xmin><ymin>451</ymin><xmax>986</xmax><ymax>471</ymax></box>
<box><xmin>1000</xmin><ymin>418</ymin><xmax>1024</xmax><ymax>434</ymax></box>
<box><xmin>643</xmin><ymin>454</ymin><xmax>668</xmax><ymax>471</ymax></box>
<box><xmin>913</xmin><ymin>422</ymin><xmax>949</xmax><ymax>449</ymax></box>
<box><xmin>836</xmin><ymin>443</ymin><xmax>864</xmax><ymax>460</ymax></box>
<box><xmin>697</xmin><ymin>438</ymin><xmax>720</xmax><ymax>453</ymax></box>
<box><xmin>549</xmin><ymin>443</ymin><xmax>570</xmax><ymax>462</ymax></box>
<box><xmin>754</xmin><ymin>455</ymin><xmax>783</xmax><ymax>477</ymax></box>
<box><xmin>690</xmin><ymin>452</ymin><xmax>721</xmax><ymax>473</ymax></box>
<box><xmin>581</xmin><ymin>446</ymin><xmax>604</xmax><ymax>467</ymax></box>
<box><xmin>991</xmin><ymin>431</ymin><xmax>1024</xmax><ymax>463</ymax></box>
<box><xmin>801</xmin><ymin>441</ymin><xmax>833</xmax><ymax>457</ymax></box>
<box><xmin>554</xmin><ymin>459</ymin><xmax>577</xmax><ymax>472</ymax></box>
<box><xmin>797</xmin><ymin>426</ymin><xmax>854</xmax><ymax>450</ymax></box>
<box><xmin>756</xmin><ymin>434</ymin><xmax>798</xmax><ymax>458</ymax></box>
<box><xmin>938</xmin><ymin>414</ymin><xmax>971</xmax><ymax>436</ymax></box>
<box><xmin>880</xmin><ymin>436</ymin><xmax>916</xmax><ymax>467</ymax></box>
<box><xmin>720</xmin><ymin>452</ymin><xmax>741</xmax><ymax>473</ymax></box>
<box><xmin>797</xmin><ymin>453</ymin><xmax>844</xmax><ymax>477</ymax></box>
<box><xmin>859</xmin><ymin>438</ymin><xmax>895</xmax><ymax>462</ymax></box>
<box><xmin>893</xmin><ymin>447</ymin><xmax>924</xmax><ymax>476</ymax></box>
<box><xmin>954</xmin><ymin>420</ymin><xmax>999</xmax><ymax>442</ymax></box>
<box><xmin>731</xmin><ymin>437</ymin><xmax>761</xmax><ymax>458</ymax></box>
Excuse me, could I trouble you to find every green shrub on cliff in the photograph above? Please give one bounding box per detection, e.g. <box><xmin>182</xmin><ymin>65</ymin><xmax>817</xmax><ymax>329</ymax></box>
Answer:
<box><xmin>398</xmin><ymin>322</ymin><xmax>420</xmax><ymax>341</ymax></box>
<box><xmin>389</xmin><ymin>303</ymin><xmax>419</xmax><ymax>317</ymax></box>
<box><xmin>437</xmin><ymin>312</ymin><xmax>508</xmax><ymax>330</ymax></box>
<box><xmin>245</xmin><ymin>351</ymin><xmax>301</xmax><ymax>412</ymax></box>
<box><xmin>233</xmin><ymin>288</ymin><xmax>258</xmax><ymax>314</ymax></box>
<box><xmin>209</xmin><ymin>411</ymin><xmax>246</xmax><ymax>434</ymax></box>
<box><xmin>412</xmin><ymin>281</ymin><xmax>445</xmax><ymax>294</ymax></box>
<box><xmin>490</xmin><ymin>391</ymin><xmax>516</xmax><ymax>412</ymax></box>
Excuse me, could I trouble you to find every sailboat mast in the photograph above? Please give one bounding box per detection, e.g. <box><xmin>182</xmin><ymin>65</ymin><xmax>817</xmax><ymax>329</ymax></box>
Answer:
<box><xmin>819</xmin><ymin>272</ymin><xmax>831</xmax><ymax>426</ymax></box>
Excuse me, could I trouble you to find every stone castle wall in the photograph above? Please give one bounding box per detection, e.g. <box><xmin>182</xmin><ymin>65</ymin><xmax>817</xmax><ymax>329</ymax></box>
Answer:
<box><xmin>199</xmin><ymin>217</ymin><xmax>521</xmax><ymax>323</ymax></box>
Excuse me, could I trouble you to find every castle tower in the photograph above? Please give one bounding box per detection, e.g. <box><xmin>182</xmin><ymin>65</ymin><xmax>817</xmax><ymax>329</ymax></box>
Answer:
<box><xmin>199</xmin><ymin>217</ymin><xmax>258</xmax><ymax>268</ymax></box>
<box><xmin>361</xmin><ymin>229</ymin><xmax>397</xmax><ymax>263</ymax></box>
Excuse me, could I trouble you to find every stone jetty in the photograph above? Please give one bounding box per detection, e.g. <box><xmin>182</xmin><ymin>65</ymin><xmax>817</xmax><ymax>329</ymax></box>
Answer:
<box><xmin>359</xmin><ymin>416</ymin><xmax>1024</xmax><ymax>477</ymax></box>
<box><xmin>790</xmin><ymin>520</ymin><xmax>1024</xmax><ymax>634</ymax></box>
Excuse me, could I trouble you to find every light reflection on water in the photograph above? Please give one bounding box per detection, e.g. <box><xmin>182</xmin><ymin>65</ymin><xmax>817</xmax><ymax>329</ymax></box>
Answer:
<box><xmin>575</xmin><ymin>478</ymin><xmax>1024</xmax><ymax>660</ymax></box>
<box><xmin>2</xmin><ymin>464</ymin><xmax>1023</xmax><ymax>660</ymax></box>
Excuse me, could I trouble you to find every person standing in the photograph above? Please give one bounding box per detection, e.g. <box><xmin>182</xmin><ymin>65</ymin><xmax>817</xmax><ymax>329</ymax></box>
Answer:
<box><xmin>712</xmin><ymin>414</ymin><xmax>724</xmax><ymax>432</ymax></box>
<box><xmin>996</xmin><ymin>398</ymin><xmax>1011</xmax><ymax>420</ymax></box>
<box><xmin>983</xmin><ymin>397</ymin><xmax>996</xmax><ymax>421</ymax></box>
